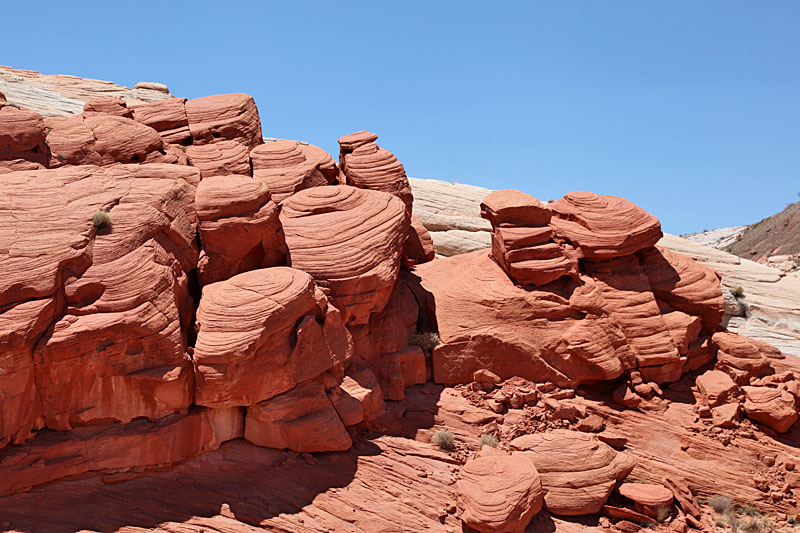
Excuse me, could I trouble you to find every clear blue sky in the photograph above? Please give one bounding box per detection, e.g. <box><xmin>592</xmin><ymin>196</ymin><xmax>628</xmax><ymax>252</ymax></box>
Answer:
<box><xmin>3</xmin><ymin>1</ymin><xmax>798</xmax><ymax>235</ymax></box>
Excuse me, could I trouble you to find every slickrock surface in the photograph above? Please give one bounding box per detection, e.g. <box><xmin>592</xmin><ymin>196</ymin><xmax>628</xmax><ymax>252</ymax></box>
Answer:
<box><xmin>511</xmin><ymin>430</ymin><xmax>636</xmax><ymax>515</ymax></box>
<box><xmin>184</xmin><ymin>139</ymin><xmax>250</xmax><ymax>177</ymax></box>
<box><xmin>280</xmin><ymin>185</ymin><xmax>410</xmax><ymax>325</ymax></box>
<box><xmin>184</xmin><ymin>93</ymin><xmax>263</xmax><ymax>149</ymax></box>
<box><xmin>0</xmin><ymin>65</ymin><xmax>171</xmax><ymax>117</ymax></box>
<box><xmin>456</xmin><ymin>449</ymin><xmax>544</xmax><ymax>532</ymax></box>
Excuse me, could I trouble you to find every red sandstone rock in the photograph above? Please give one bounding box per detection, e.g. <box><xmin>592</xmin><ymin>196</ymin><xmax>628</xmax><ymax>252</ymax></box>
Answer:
<box><xmin>194</xmin><ymin>267</ymin><xmax>349</xmax><ymax>407</ymax></box>
<box><xmin>83</xmin><ymin>96</ymin><xmax>133</xmax><ymax>118</ymax></box>
<box><xmin>481</xmin><ymin>190</ymin><xmax>578</xmax><ymax>287</ymax></box>
<box><xmin>455</xmin><ymin>452</ymin><xmax>543</xmax><ymax>532</ymax></box>
<box><xmin>585</xmin><ymin>255</ymin><xmax>683</xmax><ymax>382</ymax></box>
<box><xmin>0</xmin><ymin>158</ymin><xmax>44</xmax><ymax>174</ymax></box>
<box><xmin>46</xmin><ymin>114</ymin><xmax>164</xmax><ymax>167</ymax></box>
<box><xmin>32</xmin><ymin>165</ymin><xmax>200</xmax><ymax>431</ymax></box>
<box><xmin>250</xmin><ymin>140</ymin><xmax>335</xmax><ymax>202</ymax></box>
<box><xmin>637</xmin><ymin>245</ymin><xmax>724</xmax><ymax>333</ymax></box>
<box><xmin>195</xmin><ymin>175</ymin><xmax>285</xmax><ymax>286</ymax></box>
<box><xmin>341</xmin><ymin>367</ymin><xmax>386</xmax><ymax>421</ymax></box>
<box><xmin>618</xmin><ymin>482</ymin><xmax>673</xmax><ymax>508</ymax></box>
<box><xmin>131</xmin><ymin>97</ymin><xmax>191</xmax><ymax>144</ymax></box>
<box><xmin>185</xmin><ymin>139</ymin><xmax>250</xmax><ymax>178</ymax></box>
<box><xmin>0</xmin><ymin>105</ymin><xmax>47</xmax><ymax>166</ymax></box>
<box><xmin>338</xmin><ymin>131</ymin><xmax>413</xmax><ymax>212</ymax></box>
<box><xmin>414</xmin><ymin>251</ymin><xmax>628</xmax><ymax>386</ymax></box>
<box><xmin>696</xmin><ymin>370</ymin><xmax>739</xmax><ymax>408</ymax></box>
<box><xmin>742</xmin><ymin>386</ymin><xmax>798</xmax><ymax>433</ymax></box>
<box><xmin>244</xmin><ymin>377</ymin><xmax>352</xmax><ymax>452</ymax></box>
<box><xmin>403</xmin><ymin>214</ymin><xmax>436</xmax><ymax>266</ymax></box>
<box><xmin>549</xmin><ymin>191</ymin><xmax>663</xmax><ymax>259</ymax></box>
<box><xmin>280</xmin><ymin>186</ymin><xmax>409</xmax><ymax>325</ymax></box>
<box><xmin>713</xmin><ymin>330</ymin><xmax>775</xmax><ymax>384</ymax></box>
<box><xmin>0</xmin><ymin>406</ymin><xmax>242</xmax><ymax>497</ymax></box>
<box><xmin>185</xmin><ymin>93</ymin><xmax>262</xmax><ymax>149</ymax></box>
<box><xmin>510</xmin><ymin>430</ymin><xmax>635</xmax><ymax>515</ymax></box>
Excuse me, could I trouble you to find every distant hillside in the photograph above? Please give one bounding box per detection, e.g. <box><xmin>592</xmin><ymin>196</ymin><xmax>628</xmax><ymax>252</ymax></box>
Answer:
<box><xmin>727</xmin><ymin>200</ymin><xmax>800</xmax><ymax>261</ymax></box>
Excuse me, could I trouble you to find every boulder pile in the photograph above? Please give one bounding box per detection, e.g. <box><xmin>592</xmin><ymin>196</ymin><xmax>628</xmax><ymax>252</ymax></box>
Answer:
<box><xmin>2</xmin><ymin>84</ymin><xmax>799</xmax><ymax>531</ymax></box>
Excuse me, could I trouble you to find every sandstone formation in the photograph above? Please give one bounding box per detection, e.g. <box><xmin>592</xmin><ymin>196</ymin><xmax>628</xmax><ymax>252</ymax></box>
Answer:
<box><xmin>280</xmin><ymin>185</ymin><xmax>410</xmax><ymax>325</ymax></box>
<box><xmin>338</xmin><ymin>130</ymin><xmax>413</xmax><ymax>211</ymax></box>
<box><xmin>3</xmin><ymin>68</ymin><xmax>800</xmax><ymax>533</ymax></box>
<box><xmin>193</xmin><ymin>268</ymin><xmax>347</xmax><ymax>407</ymax></box>
<box><xmin>510</xmin><ymin>430</ymin><xmax>636</xmax><ymax>515</ymax></box>
<box><xmin>455</xmin><ymin>449</ymin><xmax>543</xmax><ymax>532</ymax></box>
<box><xmin>194</xmin><ymin>175</ymin><xmax>285</xmax><ymax>286</ymax></box>
<box><xmin>250</xmin><ymin>139</ymin><xmax>336</xmax><ymax>202</ymax></box>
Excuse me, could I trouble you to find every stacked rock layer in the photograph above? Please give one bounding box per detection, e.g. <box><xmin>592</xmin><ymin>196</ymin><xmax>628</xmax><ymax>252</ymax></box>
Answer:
<box><xmin>0</xmin><ymin>88</ymin><xmax>796</xmax><ymax>520</ymax></box>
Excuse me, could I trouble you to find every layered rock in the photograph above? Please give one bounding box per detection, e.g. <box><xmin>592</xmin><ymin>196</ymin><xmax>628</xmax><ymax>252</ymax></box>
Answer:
<box><xmin>184</xmin><ymin>93</ymin><xmax>262</xmax><ymax>149</ymax></box>
<box><xmin>510</xmin><ymin>430</ymin><xmax>636</xmax><ymax>515</ymax></box>
<box><xmin>82</xmin><ymin>96</ymin><xmax>133</xmax><ymax>118</ymax></box>
<box><xmin>195</xmin><ymin>175</ymin><xmax>285</xmax><ymax>286</ymax></box>
<box><xmin>131</xmin><ymin>97</ymin><xmax>191</xmax><ymax>145</ymax></box>
<box><xmin>742</xmin><ymin>385</ymin><xmax>798</xmax><ymax>432</ymax></box>
<box><xmin>193</xmin><ymin>267</ymin><xmax>349</xmax><ymax>407</ymax></box>
<box><xmin>45</xmin><ymin>114</ymin><xmax>164</xmax><ymax>167</ymax></box>
<box><xmin>414</xmin><ymin>251</ymin><xmax>629</xmax><ymax>386</ymax></box>
<box><xmin>713</xmin><ymin>330</ymin><xmax>775</xmax><ymax>384</ymax></box>
<box><xmin>455</xmin><ymin>448</ymin><xmax>543</xmax><ymax>533</ymax></box>
<box><xmin>338</xmin><ymin>131</ymin><xmax>413</xmax><ymax>211</ymax></box>
<box><xmin>403</xmin><ymin>214</ymin><xmax>436</xmax><ymax>266</ymax></box>
<box><xmin>280</xmin><ymin>186</ymin><xmax>410</xmax><ymax>325</ymax></box>
<box><xmin>0</xmin><ymin>406</ymin><xmax>242</xmax><ymax>497</ymax></box>
<box><xmin>250</xmin><ymin>140</ymin><xmax>336</xmax><ymax>202</ymax></box>
<box><xmin>549</xmin><ymin>191</ymin><xmax>663</xmax><ymax>259</ymax></box>
<box><xmin>480</xmin><ymin>189</ymin><xmax>578</xmax><ymax>287</ymax></box>
<box><xmin>244</xmin><ymin>377</ymin><xmax>352</xmax><ymax>452</ymax></box>
<box><xmin>185</xmin><ymin>140</ymin><xmax>250</xmax><ymax>178</ymax></box>
<box><xmin>0</xmin><ymin>105</ymin><xmax>47</xmax><ymax>167</ymax></box>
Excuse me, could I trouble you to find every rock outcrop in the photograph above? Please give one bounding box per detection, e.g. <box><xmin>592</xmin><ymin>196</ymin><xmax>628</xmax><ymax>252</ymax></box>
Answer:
<box><xmin>250</xmin><ymin>139</ymin><xmax>336</xmax><ymax>202</ymax></box>
<box><xmin>455</xmin><ymin>448</ymin><xmax>543</xmax><ymax>532</ymax></box>
<box><xmin>510</xmin><ymin>430</ymin><xmax>636</xmax><ymax>515</ymax></box>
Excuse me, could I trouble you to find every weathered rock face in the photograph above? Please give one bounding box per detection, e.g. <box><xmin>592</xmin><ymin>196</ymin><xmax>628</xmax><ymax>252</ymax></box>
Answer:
<box><xmin>481</xmin><ymin>189</ymin><xmax>578</xmax><ymax>287</ymax></box>
<box><xmin>549</xmin><ymin>191</ymin><xmax>663</xmax><ymax>259</ymax></box>
<box><xmin>510</xmin><ymin>430</ymin><xmax>636</xmax><ymax>515</ymax></box>
<box><xmin>131</xmin><ymin>97</ymin><xmax>191</xmax><ymax>145</ymax></box>
<box><xmin>742</xmin><ymin>385</ymin><xmax>799</xmax><ymax>432</ymax></box>
<box><xmin>46</xmin><ymin>114</ymin><xmax>164</xmax><ymax>168</ymax></box>
<box><xmin>244</xmin><ymin>376</ymin><xmax>352</xmax><ymax>452</ymax></box>
<box><xmin>195</xmin><ymin>175</ymin><xmax>285</xmax><ymax>286</ymax></box>
<box><xmin>193</xmin><ymin>267</ymin><xmax>349</xmax><ymax>407</ymax></box>
<box><xmin>455</xmin><ymin>449</ymin><xmax>544</xmax><ymax>533</ymax></box>
<box><xmin>250</xmin><ymin>140</ymin><xmax>336</xmax><ymax>202</ymax></box>
<box><xmin>339</xmin><ymin>130</ymin><xmax>413</xmax><ymax>212</ymax></box>
<box><xmin>0</xmin><ymin>163</ymin><xmax>200</xmax><ymax>444</ymax></box>
<box><xmin>184</xmin><ymin>93</ymin><xmax>262</xmax><ymax>149</ymax></box>
<box><xmin>0</xmin><ymin>105</ymin><xmax>47</xmax><ymax>167</ymax></box>
<box><xmin>83</xmin><ymin>96</ymin><xmax>134</xmax><ymax>118</ymax></box>
<box><xmin>414</xmin><ymin>251</ymin><xmax>629</xmax><ymax>386</ymax></box>
<box><xmin>185</xmin><ymin>140</ymin><xmax>250</xmax><ymax>178</ymax></box>
<box><xmin>280</xmin><ymin>185</ymin><xmax>410</xmax><ymax>326</ymax></box>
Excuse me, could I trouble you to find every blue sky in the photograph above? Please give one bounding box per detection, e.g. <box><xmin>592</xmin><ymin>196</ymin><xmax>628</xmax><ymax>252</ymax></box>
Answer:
<box><xmin>3</xmin><ymin>1</ymin><xmax>798</xmax><ymax>235</ymax></box>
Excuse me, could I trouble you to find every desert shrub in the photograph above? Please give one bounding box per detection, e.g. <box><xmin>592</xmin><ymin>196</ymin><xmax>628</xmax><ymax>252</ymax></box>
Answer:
<box><xmin>92</xmin><ymin>211</ymin><xmax>112</xmax><ymax>229</ymax></box>
<box><xmin>709</xmin><ymin>494</ymin><xmax>733</xmax><ymax>514</ymax></box>
<box><xmin>731</xmin><ymin>286</ymin><xmax>744</xmax><ymax>298</ymax></box>
<box><xmin>432</xmin><ymin>429</ymin><xmax>455</xmax><ymax>451</ymax></box>
<box><xmin>410</xmin><ymin>332</ymin><xmax>440</xmax><ymax>356</ymax></box>
<box><xmin>478</xmin><ymin>433</ymin><xmax>499</xmax><ymax>448</ymax></box>
<box><xmin>738</xmin><ymin>504</ymin><xmax>759</xmax><ymax>517</ymax></box>
<box><xmin>655</xmin><ymin>505</ymin><xmax>672</xmax><ymax>524</ymax></box>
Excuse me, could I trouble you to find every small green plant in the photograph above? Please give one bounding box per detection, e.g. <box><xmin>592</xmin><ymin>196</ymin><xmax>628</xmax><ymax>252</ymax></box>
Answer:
<box><xmin>730</xmin><ymin>286</ymin><xmax>744</xmax><ymax>298</ymax></box>
<box><xmin>655</xmin><ymin>504</ymin><xmax>672</xmax><ymax>524</ymax></box>
<box><xmin>709</xmin><ymin>494</ymin><xmax>733</xmax><ymax>514</ymax></box>
<box><xmin>432</xmin><ymin>429</ymin><xmax>455</xmax><ymax>451</ymax></box>
<box><xmin>725</xmin><ymin>508</ymin><xmax>740</xmax><ymax>533</ymax></box>
<box><xmin>409</xmin><ymin>332</ymin><xmax>440</xmax><ymax>356</ymax></box>
<box><xmin>478</xmin><ymin>433</ymin><xmax>499</xmax><ymax>448</ymax></box>
<box><xmin>714</xmin><ymin>517</ymin><xmax>727</xmax><ymax>528</ymax></box>
<box><xmin>92</xmin><ymin>211</ymin><xmax>112</xmax><ymax>229</ymax></box>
